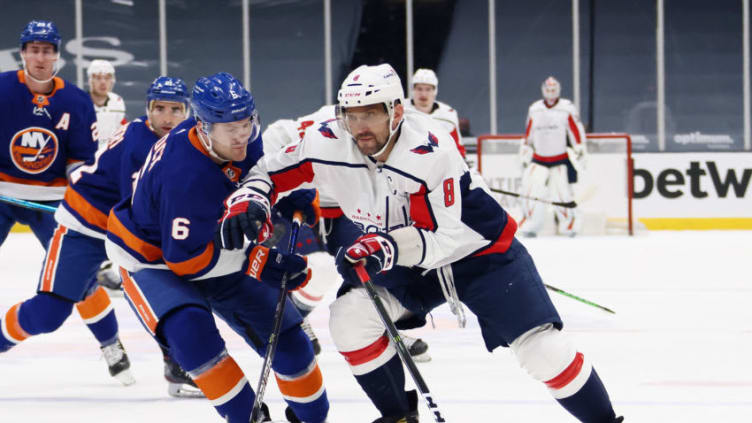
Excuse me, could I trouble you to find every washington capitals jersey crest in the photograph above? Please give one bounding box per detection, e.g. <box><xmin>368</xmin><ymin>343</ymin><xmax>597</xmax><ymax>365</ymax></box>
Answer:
<box><xmin>0</xmin><ymin>71</ymin><xmax>97</xmax><ymax>201</ymax></box>
<box><xmin>410</xmin><ymin>131</ymin><xmax>440</xmax><ymax>155</ymax></box>
<box><xmin>318</xmin><ymin>119</ymin><xmax>338</xmax><ymax>139</ymax></box>
<box><xmin>55</xmin><ymin>116</ymin><xmax>160</xmax><ymax>238</ymax></box>
<box><xmin>106</xmin><ymin>118</ymin><xmax>264</xmax><ymax>280</ymax></box>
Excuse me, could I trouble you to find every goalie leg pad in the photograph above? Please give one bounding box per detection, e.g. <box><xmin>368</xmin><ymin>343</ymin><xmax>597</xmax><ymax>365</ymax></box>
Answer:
<box><xmin>519</xmin><ymin>163</ymin><xmax>550</xmax><ymax>234</ymax></box>
<box><xmin>549</xmin><ymin>166</ymin><xmax>581</xmax><ymax>236</ymax></box>
<box><xmin>510</xmin><ymin>323</ymin><xmax>592</xmax><ymax>399</ymax></box>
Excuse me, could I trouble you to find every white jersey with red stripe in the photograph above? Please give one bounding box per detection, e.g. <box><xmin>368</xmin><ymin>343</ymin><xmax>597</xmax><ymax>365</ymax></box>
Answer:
<box><xmin>522</xmin><ymin>98</ymin><xmax>585</xmax><ymax>161</ymax></box>
<box><xmin>245</xmin><ymin>111</ymin><xmax>517</xmax><ymax>270</ymax></box>
<box><xmin>94</xmin><ymin>91</ymin><xmax>127</xmax><ymax>146</ymax></box>
<box><xmin>405</xmin><ymin>99</ymin><xmax>464</xmax><ymax>157</ymax></box>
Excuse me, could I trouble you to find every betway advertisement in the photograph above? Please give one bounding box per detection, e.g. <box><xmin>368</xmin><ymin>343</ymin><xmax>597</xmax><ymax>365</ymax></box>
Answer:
<box><xmin>633</xmin><ymin>153</ymin><xmax>751</xmax><ymax>220</ymax></box>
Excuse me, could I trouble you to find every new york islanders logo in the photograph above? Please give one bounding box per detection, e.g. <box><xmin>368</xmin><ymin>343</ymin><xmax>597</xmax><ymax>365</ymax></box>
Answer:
<box><xmin>318</xmin><ymin>119</ymin><xmax>338</xmax><ymax>139</ymax></box>
<box><xmin>9</xmin><ymin>127</ymin><xmax>59</xmax><ymax>174</ymax></box>
<box><xmin>410</xmin><ymin>131</ymin><xmax>439</xmax><ymax>155</ymax></box>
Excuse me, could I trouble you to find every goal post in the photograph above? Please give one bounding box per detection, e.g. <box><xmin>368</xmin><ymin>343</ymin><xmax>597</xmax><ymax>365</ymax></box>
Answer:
<box><xmin>476</xmin><ymin>133</ymin><xmax>635</xmax><ymax>235</ymax></box>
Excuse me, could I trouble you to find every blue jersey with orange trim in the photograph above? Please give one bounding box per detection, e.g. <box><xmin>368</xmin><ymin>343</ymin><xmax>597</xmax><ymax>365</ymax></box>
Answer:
<box><xmin>0</xmin><ymin>70</ymin><xmax>98</xmax><ymax>201</ymax></box>
<box><xmin>105</xmin><ymin>117</ymin><xmax>264</xmax><ymax>280</ymax></box>
<box><xmin>55</xmin><ymin>116</ymin><xmax>159</xmax><ymax>239</ymax></box>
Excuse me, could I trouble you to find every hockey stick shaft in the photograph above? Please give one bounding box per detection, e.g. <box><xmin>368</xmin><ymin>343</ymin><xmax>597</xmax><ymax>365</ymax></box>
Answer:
<box><xmin>0</xmin><ymin>195</ymin><xmax>57</xmax><ymax>214</ymax></box>
<box><xmin>489</xmin><ymin>187</ymin><xmax>577</xmax><ymax>208</ymax></box>
<box><xmin>250</xmin><ymin>212</ymin><xmax>303</xmax><ymax>423</ymax></box>
<box><xmin>544</xmin><ymin>283</ymin><xmax>615</xmax><ymax>314</ymax></box>
<box><xmin>355</xmin><ymin>265</ymin><xmax>447</xmax><ymax>423</ymax></box>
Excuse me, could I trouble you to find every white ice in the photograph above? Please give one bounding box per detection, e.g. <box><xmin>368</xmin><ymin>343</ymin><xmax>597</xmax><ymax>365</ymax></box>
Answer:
<box><xmin>0</xmin><ymin>230</ymin><xmax>750</xmax><ymax>422</ymax></box>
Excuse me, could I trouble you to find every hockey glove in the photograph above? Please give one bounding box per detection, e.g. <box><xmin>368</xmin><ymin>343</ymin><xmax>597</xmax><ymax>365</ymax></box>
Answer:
<box><xmin>335</xmin><ymin>232</ymin><xmax>398</xmax><ymax>284</ymax></box>
<box><xmin>519</xmin><ymin>144</ymin><xmax>533</xmax><ymax>169</ymax></box>
<box><xmin>216</xmin><ymin>188</ymin><xmax>272</xmax><ymax>250</ymax></box>
<box><xmin>273</xmin><ymin>188</ymin><xmax>321</xmax><ymax>227</ymax></box>
<box><xmin>245</xmin><ymin>245</ymin><xmax>311</xmax><ymax>291</ymax></box>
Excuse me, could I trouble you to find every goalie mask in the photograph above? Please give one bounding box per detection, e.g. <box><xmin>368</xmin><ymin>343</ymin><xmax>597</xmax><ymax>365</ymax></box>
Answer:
<box><xmin>336</xmin><ymin>64</ymin><xmax>404</xmax><ymax>157</ymax></box>
<box><xmin>541</xmin><ymin>76</ymin><xmax>561</xmax><ymax>103</ymax></box>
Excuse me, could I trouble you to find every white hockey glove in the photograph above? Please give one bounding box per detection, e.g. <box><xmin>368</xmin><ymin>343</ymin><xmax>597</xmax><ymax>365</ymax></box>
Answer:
<box><xmin>566</xmin><ymin>144</ymin><xmax>587</xmax><ymax>172</ymax></box>
<box><xmin>519</xmin><ymin>143</ymin><xmax>533</xmax><ymax>168</ymax></box>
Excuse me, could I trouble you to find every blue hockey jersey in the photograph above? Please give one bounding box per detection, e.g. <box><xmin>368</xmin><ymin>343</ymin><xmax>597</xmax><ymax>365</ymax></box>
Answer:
<box><xmin>105</xmin><ymin>118</ymin><xmax>264</xmax><ymax>280</ymax></box>
<box><xmin>55</xmin><ymin>116</ymin><xmax>160</xmax><ymax>238</ymax></box>
<box><xmin>0</xmin><ymin>70</ymin><xmax>97</xmax><ymax>200</ymax></box>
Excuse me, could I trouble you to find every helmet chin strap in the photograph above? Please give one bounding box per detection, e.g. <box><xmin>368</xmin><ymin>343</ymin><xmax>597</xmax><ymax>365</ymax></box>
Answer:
<box><xmin>21</xmin><ymin>52</ymin><xmax>61</xmax><ymax>85</ymax></box>
<box><xmin>197</xmin><ymin>124</ymin><xmax>231</xmax><ymax>163</ymax></box>
<box><xmin>369</xmin><ymin>107</ymin><xmax>402</xmax><ymax>159</ymax></box>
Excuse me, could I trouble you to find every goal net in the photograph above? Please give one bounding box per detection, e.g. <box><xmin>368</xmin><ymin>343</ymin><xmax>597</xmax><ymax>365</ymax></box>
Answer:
<box><xmin>476</xmin><ymin>133</ymin><xmax>635</xmax><ymax>235</ymax></box>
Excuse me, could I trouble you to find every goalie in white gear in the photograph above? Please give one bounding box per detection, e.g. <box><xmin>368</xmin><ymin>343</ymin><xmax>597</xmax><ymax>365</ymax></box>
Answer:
<box><xmin>518</xmin><ymin>76</ymin><xmax>587</xmax><ymax>237</ymax></box>
<box><xmin>88</xmin><ymin>59</ymin><xmax>127</xmax><ymax>146</ymax></box>
<box><xmin>261</xmin><ymin>106</ymin><xmax>432</xmax><ymax>362</ymax></box>
<box><xmin>405</xmin><ymin>68</ymin><xmax>466</xmax><ymax>158</ymax></box>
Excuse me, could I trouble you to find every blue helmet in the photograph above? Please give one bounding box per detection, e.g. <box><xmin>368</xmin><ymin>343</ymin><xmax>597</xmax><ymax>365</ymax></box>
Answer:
<box><xmin>191</xmin><ymin>72</ymin><xmax>257</xmax><ymax>124</ymax></box>
<box><xmin>147</xmin><ymin>76</ymin><xmax>189</xmax><ymax>107</ymax></box>
<box><xmin>20</xmin><ymin>20</ymin><xmax>61</xmax><ymax>51</ymax></box>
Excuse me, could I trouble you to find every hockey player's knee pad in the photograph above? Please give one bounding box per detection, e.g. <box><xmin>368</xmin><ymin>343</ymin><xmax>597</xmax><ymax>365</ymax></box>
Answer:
<box><xmin>159</xmin><ymin>305</ymin><xmax>225</xmax><ymax>371</ymax></box>
<box><xmin>19</xmin><ymin>293</ymin><xmax>74</xmax><ymax>335</ymax></box>
<box><xmin>510</xmin><ymin>323</ymin><xmax>577</xmax><ymax>382</ymax></box>
<box><xmin>328</xmin><ymin>291</ymin><xmax>385</xmax><ymax>352</ymax></box>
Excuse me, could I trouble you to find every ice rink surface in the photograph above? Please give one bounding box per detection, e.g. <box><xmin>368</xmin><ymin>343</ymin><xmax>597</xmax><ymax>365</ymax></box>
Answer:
<box><xmin>0</xmin><ymin>230</ymin><xmax>750</xmax><ymax>422</ymax></box>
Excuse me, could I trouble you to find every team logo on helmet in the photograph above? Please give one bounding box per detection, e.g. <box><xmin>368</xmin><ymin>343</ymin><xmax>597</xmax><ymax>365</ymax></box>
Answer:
<box><xmin>9</xmin><ymin>127</ymin><xmax>59</xmax><ymax>174</ymax></box>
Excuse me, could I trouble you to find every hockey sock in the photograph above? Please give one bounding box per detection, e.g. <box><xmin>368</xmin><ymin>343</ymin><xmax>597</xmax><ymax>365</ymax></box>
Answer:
<box><xmin>161</xmin><ymin>306</ymin><xmax>253</xmax><ymax>423</ymax></box>
<box><xmin>1</xmin><ymin>293</ymin><xmax>73</xmax><ymax>352</ymax></box>
<box><xmin>555</xmin><ymin>368</ymin><xmax>616</xmax><ymax>423</ymax></box>
<box><xmin>354</xmin><ymin>354</ymin><xmax>411</xmax><ymax>418</ymax></box>
<box><xmin>272</xmin><ymin>325</ymin><xmax>328</xmax><ymax>423</ymax></box>
<box><xmin>76</xmin><ymin>286</ymin><xmax>119</xmax><ymax>346</ymax></box>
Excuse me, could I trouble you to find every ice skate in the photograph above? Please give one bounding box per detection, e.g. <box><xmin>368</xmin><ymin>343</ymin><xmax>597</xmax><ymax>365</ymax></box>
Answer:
<box><xmin>402</xmin><ymin>333</ymin><xmax>430</xmax><ymax>362</ymax></box>
<box><xmin>101</xmin><ymin>338</ymin><xmax>135</xmax><ymax>386</ymax></box>
<box><xmin>164</xmin><ymin>354</ymin><xmax>203</xmax><ymax>398</ymax></box>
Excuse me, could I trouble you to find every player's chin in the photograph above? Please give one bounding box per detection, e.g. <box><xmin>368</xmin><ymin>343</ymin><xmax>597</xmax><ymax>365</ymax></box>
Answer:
<box><xmin>230</xmin><ymin>148</ymin><xmax>247</xmax><ymax>161</ymax></box>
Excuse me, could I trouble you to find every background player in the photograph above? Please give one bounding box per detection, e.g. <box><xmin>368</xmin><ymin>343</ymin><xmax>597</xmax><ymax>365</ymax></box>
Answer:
<box><xmin>405</xmin><ymin>68</ymin><xmax>465</xmax><ymax>158</ymax></box>
<box><xmin>262</xmin><ymin>107</ymin><xmax>431</xmax><ymax>362</ymax></box>
<box><xmin>0</xmin><ymin>20</ymin><xmax>133</xmax><ymax>384</ymax></box>
<box><xmin>105</xmin><ymin>72</ymin><xmax>329</xmax><ymax>423</ymax></box>
<box><xmin>88</xmin><ymin>59</ymin><xmax>127</xmax><ymax>146</ymax></box>
<box><xmin>217</xmin><ymin>64</ymin><xmax>622</xmax><ymax>423</ymax></box>
<box><xmin>518</xmin><ymin>76</ymin><xmax>587</xmax><ymax>237</ymax></box>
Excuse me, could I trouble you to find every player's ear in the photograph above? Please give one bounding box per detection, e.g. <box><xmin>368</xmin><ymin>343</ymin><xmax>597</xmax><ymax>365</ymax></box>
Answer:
<box><xmin>392</xmin><ymin>102</ymin><xmax>404</xmax><ymax>130</ymax></box>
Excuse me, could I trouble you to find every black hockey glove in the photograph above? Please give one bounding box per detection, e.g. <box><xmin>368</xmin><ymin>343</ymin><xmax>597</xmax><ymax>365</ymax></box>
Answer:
<box><xmin>245</xmin><ymin>245</ymin><xmax>311</xmax><ymax>291</ymax></box>
<box><xmin>272</xmin><ymin>188</ymin><xmax>321</xmax><ymax>227</ymax></box>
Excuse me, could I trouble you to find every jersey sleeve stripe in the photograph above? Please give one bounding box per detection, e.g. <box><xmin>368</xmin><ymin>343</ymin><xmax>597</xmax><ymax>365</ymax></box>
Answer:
<box><xmin>409</xmin><ymin>184</ymin><xmax>438</xmax><ymax>232</ymax></box>
<box><xmin>165</xmin><ymin>242</ymin><xmax>216</xmax><ymax>277</ymax></box>
<box><xmin>567</xmin><ymin>115</ymin><xmax>583</xmax><ymax>144</ymax></box>
<box><xmin>269</xmin><ymin>160</ymin><xmax>315</xmax><ymax>193</ymax></box>
<box><xmin>0</xmin><ymin>170</ymin><xmax>67</xmax><ymax>187</ymax></box>
<box><xmin>107</xmin><ymin>210</ymin><xmax>162</xmax><ymax>262</ymax></box>
<box><xmin>63</xmin><ymin>187</ymin><xmax>109</xmax><ymax>231</ymax></box>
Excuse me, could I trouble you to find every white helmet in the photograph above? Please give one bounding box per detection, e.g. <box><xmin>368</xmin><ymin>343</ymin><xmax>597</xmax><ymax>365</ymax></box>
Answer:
<box><xmin>412</xmin><ymin>68</ymin><xmax>438</xmax><ymax>93</ymax></box>
<box><xmin>337</xmin><ymin>64</ymin><xmax>404</xmax><ymax>155</ymax></box>
<box><xmin>541</xmin><ymin>76</ymin><xmax>560</xmax><ymax>102</ymax></box>
<box><xmin>87</xmin><ymin>59</ymin><xmax>115</xmax><ymax>80</ymax></box>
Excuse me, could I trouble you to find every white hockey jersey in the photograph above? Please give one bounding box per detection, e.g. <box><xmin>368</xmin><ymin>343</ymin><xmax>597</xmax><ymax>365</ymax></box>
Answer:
<box><xmin>522</xmin><ymin>98</ymin><xmax>586</xmax><ymax>162</ymax></box>
<box><xmin>405</xmin><ymin>99</ymin><xmax>464</xmax><ymax>157</ymax></box>
<box><xmin>93</xmin><ymin>91</ymin><xmax>127</xmax><ymax>146</ymax></box>
<box><xmin>245</xmin><ymin>112</ymin><xmax>517</xmax><ymax>270</ymax></box>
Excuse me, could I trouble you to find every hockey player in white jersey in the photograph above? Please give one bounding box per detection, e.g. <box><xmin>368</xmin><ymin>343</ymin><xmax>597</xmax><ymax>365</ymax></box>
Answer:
<box><xmin>262</xmin><ymin>106</ymin><xmax>432</xmax><ymax>362</ymax></box>
<box><xmin>518</xmin><ymin>76</ymin><xmax>587</xmax><ymax>237</ymax></box>
<box><xmin>88</xmin><ymin>59</ymin><xmax>127</xmax><ymax>146</ymax></box>
<box><xmin>216</xmin><ymin>64</ymin><xmax>623</xmax><ymax>423</ymax></box>
<box><xmin>405</xmin><ymin>68</ymin><xmax>466</xmax><ymax>158</ymax></box>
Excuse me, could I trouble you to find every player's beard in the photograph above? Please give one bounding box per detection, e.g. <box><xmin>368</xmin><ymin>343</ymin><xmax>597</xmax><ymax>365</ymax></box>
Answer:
<box><xmin>354</xmin><ymin>131</ymin><xmax>388</xmax><ymax>156</ymax></box>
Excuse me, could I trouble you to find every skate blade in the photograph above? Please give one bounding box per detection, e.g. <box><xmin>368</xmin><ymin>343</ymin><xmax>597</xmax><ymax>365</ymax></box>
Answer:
<box><xmin>114</xmin><ymin>369</ymin><xmax>136</xmax><ymax>386</ymax></box>
<box><xmin>168</xmin><ymin>382</ymin><xmax>205</xmax><ymax>398</ymax></box>
<box><xmin>410</xmin><ymin>351</ymin><xmax>432</xmax><ymax>363</ymax></box>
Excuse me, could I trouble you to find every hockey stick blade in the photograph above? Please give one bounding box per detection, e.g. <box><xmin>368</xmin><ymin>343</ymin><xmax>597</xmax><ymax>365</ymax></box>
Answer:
<box><xmin>544</xmin><ymin>283</ymin><xmax>615</xmax><ymax>314</ymax></box>
<box><xmin>355</xmin><ymin>265</ymin><xmax>447</xmax><ymax>423</ymax></box>
<box><xmin>250</xmin><ymin>212</ymin><xmax>304</xmax><ymax>423</ymax></box>
<box><xmin>0</xmin><ymin>195</ymin><xmax>57</xmax><ymax>214</ymax></box>
<box><xmin>488</xmin><ymin>187</ymin><xmax>577</xmax><ymax>208</ymax></box>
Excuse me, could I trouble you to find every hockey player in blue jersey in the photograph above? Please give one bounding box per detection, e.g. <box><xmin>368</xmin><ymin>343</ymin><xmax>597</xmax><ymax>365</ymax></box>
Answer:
<box><xmin>105</xmin><ymin>72</ymin><xmax>329</xmax><ymax>423</ymax></box>
<box><xmin>0</xmin><ymin>20</ymin><xmax>135</xmax><ymax>384</ymax></box>
<box><xmin>216</xmin><ymin>64</ymin><xmax>624</xmax><ymax>423</ymax></box>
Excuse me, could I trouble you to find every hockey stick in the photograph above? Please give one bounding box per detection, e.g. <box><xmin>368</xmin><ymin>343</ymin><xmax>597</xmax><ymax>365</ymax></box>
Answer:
<box><xmin>250</xmin><ymin>211</ymin><xmax>303</xmax><ymax>423</ymax></box>
<box><xmin>544</xmin><ymin>283</ymin><xmax>615</xmax><ymax>314</ymax></box>
<box><xmin>355</xmin><ymin>265</ymin><xmax>447</xmax><ymax>423</ymax></box>
<box><xmin>0</xmin><ymin>194</ymin><xmax>57</xmax><ymax>214</ymax></box>
<box><xmin>489</xmin><ymin>187</ymin><xmax>577</xmax><ymax>208</ymax></box>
